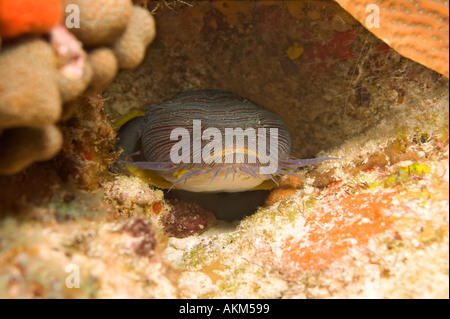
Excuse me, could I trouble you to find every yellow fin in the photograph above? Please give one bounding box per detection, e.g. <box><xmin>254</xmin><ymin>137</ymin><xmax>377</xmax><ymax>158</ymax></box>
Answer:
<box><xmin>113</xmin><ymin>110</ymin><xmax>146</xmax><ymax>132</ymax></box>
<box><xmin>126</xmin><ymin>165</ymin><xmax>175</xmax><ymax>189</ymax></box>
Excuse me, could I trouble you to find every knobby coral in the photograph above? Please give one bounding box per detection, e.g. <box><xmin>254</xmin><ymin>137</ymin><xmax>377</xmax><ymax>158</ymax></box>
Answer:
<box><xmin>0</xmin><ymin>0</ymin><xmax>156</xmax><ymax>174</ymax></box>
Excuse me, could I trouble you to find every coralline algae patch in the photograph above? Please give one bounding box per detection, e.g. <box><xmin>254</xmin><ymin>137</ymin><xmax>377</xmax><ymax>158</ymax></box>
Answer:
<box><xmin>281</xmin><ymin>191</ymin><xmax>395</xmax><ymax>273</ymax></box>
<box><xmin>280</xmin><ymin>163</ymin><xmax>442</xmax><ymax>274</ymax></box>
<box><xmin>264</xmin><ymin>176</ymin><xmax>303</xmax><ymax>207</ymax></box>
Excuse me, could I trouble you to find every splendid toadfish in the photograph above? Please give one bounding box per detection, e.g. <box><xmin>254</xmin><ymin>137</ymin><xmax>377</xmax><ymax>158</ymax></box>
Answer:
<box><xmin>115</xmin><ymin>89</ymin><xmax>338</xmax><ymax>192</ymax></box>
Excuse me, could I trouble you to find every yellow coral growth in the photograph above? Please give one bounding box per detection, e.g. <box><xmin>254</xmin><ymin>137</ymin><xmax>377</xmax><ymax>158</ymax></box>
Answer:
<box><xmin>335</xmin><ymin>0</ymin><xmax>449</xmax><ymax>78</ymax></box>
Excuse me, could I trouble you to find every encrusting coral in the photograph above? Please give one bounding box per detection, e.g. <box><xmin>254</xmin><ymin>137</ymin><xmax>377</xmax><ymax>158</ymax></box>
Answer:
<box><xmin>0</xmin><ymin>0</ymin><xmax>156</xmax><ymax>175</ymax></box>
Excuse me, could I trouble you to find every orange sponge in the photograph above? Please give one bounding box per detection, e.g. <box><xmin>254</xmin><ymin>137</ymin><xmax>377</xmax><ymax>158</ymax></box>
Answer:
<box><xmin>0</xmin><ymin>0</ymin><xmax>62</xmax><ymax>39</ymax></box>
<box><xmin>282</xmin><ymin>191</ymin><xmax>394</xmax><ymax>272</ymax></box>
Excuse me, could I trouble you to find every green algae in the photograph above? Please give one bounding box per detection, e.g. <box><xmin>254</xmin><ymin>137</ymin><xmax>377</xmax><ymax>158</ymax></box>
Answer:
<box><xmin>179</xmin><ymin>240</ymin><xmax>221</xmax><ymax>271</ymax></box>
<box><xmin>417</xmin><ymin>222</ymin><xmax>448</xmax><ymax>245</ymax></box>
<box><xmin>51</xmin><ymin>191</ymin><xmax>106</xmax><ymax>222</ymax></box>
<box><xmin>367</xmin><ymin>163</ymin><xmax>432</xmax><ymax>189</ymax></box>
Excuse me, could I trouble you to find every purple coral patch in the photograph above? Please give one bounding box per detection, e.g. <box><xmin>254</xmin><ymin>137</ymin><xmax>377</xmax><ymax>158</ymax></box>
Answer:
<box><xmin>162</xmin><ymin>199</ymin><xmax>216</xmax><ymax>238</ymax></box>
